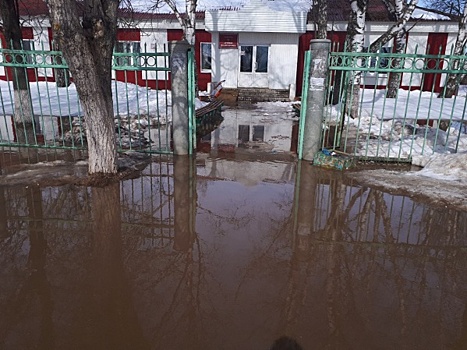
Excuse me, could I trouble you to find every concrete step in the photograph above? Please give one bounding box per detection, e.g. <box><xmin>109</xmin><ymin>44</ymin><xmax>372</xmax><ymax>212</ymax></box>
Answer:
<box><xmin>237</xmin><ymin>88</ymin><xmax>290</xmax><ymax>103</ymax></box>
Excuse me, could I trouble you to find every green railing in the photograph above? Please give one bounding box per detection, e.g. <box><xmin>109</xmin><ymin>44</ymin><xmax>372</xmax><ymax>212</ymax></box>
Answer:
<box><xmin>322</xmin><ymin>49</ymin><xmax>467</xmax><ymax>162</ymax></box>
<box><xmin>0</xmin><ymin>45</ymin><xmax>178</xmax><ymax>154</ymax></box>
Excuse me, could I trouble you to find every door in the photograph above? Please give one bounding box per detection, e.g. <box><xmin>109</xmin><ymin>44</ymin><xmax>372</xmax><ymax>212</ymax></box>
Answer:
<box><xmin>423</xmin><ymin>33</ymin><xmax>448</xmax><ymax>93</ymax></box>
<box><xmin>238</xmin><ymin>45</ymin><xmax>269</xmax><ymax>88</ymax></box>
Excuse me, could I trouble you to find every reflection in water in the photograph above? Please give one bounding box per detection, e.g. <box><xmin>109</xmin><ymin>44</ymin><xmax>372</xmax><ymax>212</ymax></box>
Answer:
<box><xmin>196</xmin><ymin>111</ymin><xmax>224</xmax><ymax>140</ymax></box>
<box><xmin>79</xmin><ymin>184</ymin><xmax>148</xmax><ymax>349</ymax></box>
<box><xmin>173</xmin><ymin>155</ymin><xmax>196</xmax><ymax>252</ymax></box>
<box><xmin>0</xmin><ymin>156</ymin><xmax>466</xmax><ymax>349</ymax></box>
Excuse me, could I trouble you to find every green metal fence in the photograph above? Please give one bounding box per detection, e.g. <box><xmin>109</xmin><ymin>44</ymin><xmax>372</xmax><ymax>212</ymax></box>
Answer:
<box><xmin>322</xmin><ymin>48</ymin><xmax>467</xmax><ymax>162</ymax></box>
<box><xmin>0</xmin><ymin>44</ymin><xmax>179</xmax><ymax>154</ymax></box>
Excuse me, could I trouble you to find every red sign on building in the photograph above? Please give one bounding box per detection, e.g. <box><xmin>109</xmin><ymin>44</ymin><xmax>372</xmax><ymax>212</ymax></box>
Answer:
<box><xmin>219</xmin><ymin>33</ymin><xmax>238</xmax><ymax>49</ymax></box>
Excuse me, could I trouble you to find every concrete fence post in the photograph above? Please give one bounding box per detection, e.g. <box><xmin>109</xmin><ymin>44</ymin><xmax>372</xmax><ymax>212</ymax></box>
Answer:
<box><xmin>170</xmin><ymin>40</ymin><xmax>191</xmax><ymax>155</ymax></box>
<box><xmin>302</xmin><ymin>39</ymin><xmax>331</xmax><ymax>161</ymax></box>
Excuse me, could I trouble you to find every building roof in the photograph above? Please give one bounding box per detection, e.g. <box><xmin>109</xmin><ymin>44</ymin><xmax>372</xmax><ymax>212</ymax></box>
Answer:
<box><xmin>308</xmin><ymin>0</ymin><xmax>452</xmax><ymax>22</ymax></box>
<box><xmin>14</xmin><ymin>0</ymin><xmax>454</xmax><ymax>23</ymax></box>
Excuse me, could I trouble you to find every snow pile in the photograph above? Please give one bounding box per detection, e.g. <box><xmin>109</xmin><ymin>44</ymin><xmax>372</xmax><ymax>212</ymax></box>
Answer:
<box><xmin>410</xmin><ymin>152</ymin><xmax>467</xmax><ymax>182</ymax></box>
<box><xmin>359</xmin><ymin>89</ymin><xmax>467</xmax><ymax>122</ymax></box>
<box><xmin>0</xmin><ymin>80</ymin><xmax>207</xmax><ymax>120</ymax></box>
<box><xmin>321</xmin><ymin>88</ymin><xmax>467</xmax><ymax>165</ymax></box>
<box><xmin>346</xmin><ymin>115</ymin><xmax>467</xmax><ymax>162</ymax></box>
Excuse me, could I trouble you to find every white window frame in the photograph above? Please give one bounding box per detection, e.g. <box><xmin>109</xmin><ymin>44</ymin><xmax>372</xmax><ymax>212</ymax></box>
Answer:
<box><xmin>200</xmin><ymin>42</ymin><xmax>212</xmax><ymax>73</ymax></box>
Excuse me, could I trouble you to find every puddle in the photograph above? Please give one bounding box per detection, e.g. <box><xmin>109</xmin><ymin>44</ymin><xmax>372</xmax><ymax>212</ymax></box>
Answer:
<box><xmin>0</xmin><ymin>152</ymin><xmax>467</xmax><ymax>349</ymax></box>
<box><xmin>197</xmin><ymin>104</ymin><xmax>299</xmax><ymax>155</ymax></box>
<box><xmin>0</xmin><ymin>104</ymin><xmax>467</xmax><ymax>349</ymax></box>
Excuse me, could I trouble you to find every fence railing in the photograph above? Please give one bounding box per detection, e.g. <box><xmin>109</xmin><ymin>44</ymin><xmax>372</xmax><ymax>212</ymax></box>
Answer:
<box><xmin>0</xmin><ymin>46</ymin><xmax>174</xmax><ymax>154</ymax></box>
<box><xmin>322</xmin><ymin>49</ymin><xmax>467</xmax><ymax>162</ymax></box>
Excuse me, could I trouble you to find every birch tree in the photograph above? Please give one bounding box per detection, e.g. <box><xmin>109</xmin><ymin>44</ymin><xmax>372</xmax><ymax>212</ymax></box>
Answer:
<box><xmin>313</xmin><ymin>0</ymin><xmax>328</xmax><ymax>39</ymax></box>
<box><xmin>440</xmin><ymin>1</ymin><xmax>467</xmax><ymax>98</ymax></box>
<box><xmin>0</xmin><ymin>0</ymin><xmax>35</xmax><ymax>144</ymax></box>
<box><xmin>369</xmin><ymin>0</ymin><xmax>418</xmax><ymax>98</ymax></box>
<box><xmin>157</xmin><ymin>0</ymin><xmax>197</xmax><ymax>45</ymax></box>
<box><xmin>368</xmin><ymin>0</ymin><xmax>418</xmax><ymax>53</ymax></box>
<box><xmin>345</xmin><ymin>0</ymin><xmax>367</xmax><ymax>118</ymax></box>
<box><xmin>46</xmin><ymin>0</ymin><xmax>119</xmax><ymax>175</ymax></box>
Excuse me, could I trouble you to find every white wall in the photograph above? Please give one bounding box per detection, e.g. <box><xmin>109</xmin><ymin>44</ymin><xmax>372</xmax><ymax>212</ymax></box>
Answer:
<box><xmin>240</xmin><ymin>32</ymin><xmax>299</xmax><ymax>89</ymax></box>
<box><xmin>211</xmin><ymin>32</ymin><xmax>239</xmax><ymax>88</ymax></box>
<box><xmin>211</xmin><ymin>32</ymin><xmax>299</xmax><ymax>90</ymax></box>
<box><xmin>33</xmin><ymin>26</ymin><xmax>53</xmax><ymax>78</ymax></box>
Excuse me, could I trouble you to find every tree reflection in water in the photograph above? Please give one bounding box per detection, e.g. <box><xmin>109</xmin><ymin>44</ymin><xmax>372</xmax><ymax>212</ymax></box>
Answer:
<box><xmin>0</xmin><ymin>157</ymin><xmax>466</xmax><ymax>349</ymax></box>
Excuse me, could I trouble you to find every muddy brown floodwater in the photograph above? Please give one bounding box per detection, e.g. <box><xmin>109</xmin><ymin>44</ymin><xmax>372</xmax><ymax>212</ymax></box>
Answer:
<box><xmin>1</xmin><ymin>103</ymin><xmax>467</xmax><ymax>350</ymax></box>
<box><xmin>0</xmin><ymin>150</ymin><xmax>466</xmax><ymax>350</ymax></box>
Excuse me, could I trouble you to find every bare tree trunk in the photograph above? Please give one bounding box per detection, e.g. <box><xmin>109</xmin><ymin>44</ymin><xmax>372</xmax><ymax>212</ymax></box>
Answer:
<box><xmin>316</xmin><ymin>0</ymin><xmax>328</xmax><ymax>39</ymax></box>
<box><xmin>386</xmin><ymin>29</ymin><xmax>406</xmax><ymax>98</ymax></box>
<box><xmin>0</xmin><ymin>0</ymin><xmax>36</xmax><ymax>144</ymax></box>
<box><xmin>345</xmin><ymin>0</ymin><xmax>367</xmax><ymax>118</ymax></box>
<box><xmin>440</xmin><ymin>2</ymin><xmax>467</xmax><ymax>98</ymax></box>
<box><xmin>46</xmin><ymin>0</ymin><xmax>118</xmax><ymax>175</ymax></box>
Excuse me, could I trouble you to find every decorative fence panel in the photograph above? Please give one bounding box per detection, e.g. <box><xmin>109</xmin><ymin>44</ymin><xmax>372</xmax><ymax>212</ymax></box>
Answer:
<box><xmin>322</xmin><ymin>49</ymin><xmax>467</xmax><ymax>163</ymax></box>
<box><xmin>0</xmin><ymin>44</ymin><xmax>178</xmax><ymax>154</ymax></box>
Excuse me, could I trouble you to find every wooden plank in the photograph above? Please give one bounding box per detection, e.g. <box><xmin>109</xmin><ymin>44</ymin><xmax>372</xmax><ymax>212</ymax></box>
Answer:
<box><xmin>195</xmin><ymin>99</ymin><xmax>224</xmax><ymax>118</ymax></box>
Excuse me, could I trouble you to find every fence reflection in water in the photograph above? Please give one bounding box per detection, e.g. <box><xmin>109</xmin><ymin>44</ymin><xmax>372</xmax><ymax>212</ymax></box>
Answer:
<box><xmin>0</xmin><ymin>157</ymin><xmax>466</xmax><ymax>349</ymax></box>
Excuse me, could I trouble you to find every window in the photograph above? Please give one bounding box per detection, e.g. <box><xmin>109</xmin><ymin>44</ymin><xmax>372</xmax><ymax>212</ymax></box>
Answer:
<box><xmin>115</xmin><ymin>41</ymin><xmax>141</xmax><ymax>66</ymax></box>
<box><xmin>375</xmin><ymin>46</ymin><xmax>391</xmax><ymax>69</ymax></box>
<box><xmin>240</xmin><ymin>46</ymin><xmax>253</xmax><ymax>72</ymax></box>
<box><xmin>238</xmin><ymin>125</ymin><xmax>250</xmax><ymax>144</ymax></box>
<box><xmin>255</xmin><ymin>46</ymin><xmax>268</xmax><ymax>73</ymax></box>
<box><xmin>363</xmin><ymin>46</ymin><xmax>392</xmax><ymax>70</ymax></box>
<box><xmin>21</xmin><ymin>40</ymin><xmax>34</xmax><ymax>64</ymax></box>
<box><xmin>201</xmin><ymin>42</ymin><xmax>212</xmax><ymax>71</ymax></box>
<box><xmin>240</xmin><ymin>45</ymin><xmax>269</xmax><ymax>73</ymax></box>
<box><xmin>252</xmin><ymin>125</ymin><xmax>264</xmax><ymax>141</ymax></box>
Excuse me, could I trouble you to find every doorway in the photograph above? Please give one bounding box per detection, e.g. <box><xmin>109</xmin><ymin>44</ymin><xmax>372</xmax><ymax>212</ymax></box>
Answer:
<box><xmin>238</xmin><ymin>45</ymin><xmax>269</xmax><ymax>88</ymax></box>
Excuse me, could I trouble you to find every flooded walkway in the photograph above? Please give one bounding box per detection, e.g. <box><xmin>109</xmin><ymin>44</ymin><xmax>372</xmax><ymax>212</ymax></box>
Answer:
<box><xmin>1</xmin><ymin>104</ymin><xmax>467</xmax><ymax>349</ymax></box>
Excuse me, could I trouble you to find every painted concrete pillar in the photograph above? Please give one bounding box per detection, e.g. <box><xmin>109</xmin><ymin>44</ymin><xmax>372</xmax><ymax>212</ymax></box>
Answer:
<box><xmin>170</xmin><ymin>40</ymin><xmax>191</xmax><ymax>155</ymax></box>
<box><xmin>302</xmin><ymin>39</ymin><xmax>331</xmax><ymax>161</ymax></box>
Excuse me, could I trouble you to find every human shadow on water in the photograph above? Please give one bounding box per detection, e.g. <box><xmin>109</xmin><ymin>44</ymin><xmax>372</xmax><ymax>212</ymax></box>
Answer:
<box><xmin>270</xmin><ymin>336</ymin><xmax>303</xmax><ymax>350</ymax></box>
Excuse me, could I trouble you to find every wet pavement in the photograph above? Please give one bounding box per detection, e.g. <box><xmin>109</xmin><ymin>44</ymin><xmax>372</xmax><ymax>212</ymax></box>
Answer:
<box><xmin>1</xmin><ymin>104</ymin><xmax>467</xmax><ymax>350</ymax></box>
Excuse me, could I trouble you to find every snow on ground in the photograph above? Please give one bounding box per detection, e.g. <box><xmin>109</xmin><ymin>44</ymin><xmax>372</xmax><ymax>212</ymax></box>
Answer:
<box><xmin>0</xmin><ymin>80</ymin><xmax>207</xmax><ymax>121</ymax></box>
<box><xmin>321</xmin><ymin>88</ymin><xmax>467</xmax><ymax>179</ymax></box>
<box><xmin>318</xmin><ymin>88</ymin><xmax>467</xmax><ymax>204</ymax></box>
